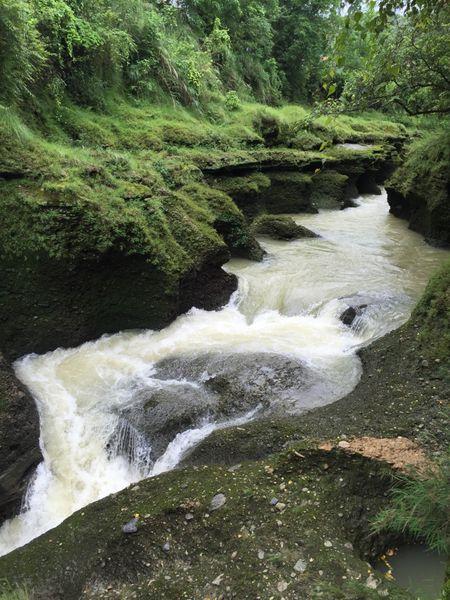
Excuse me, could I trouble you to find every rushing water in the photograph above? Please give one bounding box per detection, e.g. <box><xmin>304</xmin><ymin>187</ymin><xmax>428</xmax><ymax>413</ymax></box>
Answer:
<box><xmin>0</xmin><ymin>191</ymin><xmax>448</xmax><ymax>556</ymax></box>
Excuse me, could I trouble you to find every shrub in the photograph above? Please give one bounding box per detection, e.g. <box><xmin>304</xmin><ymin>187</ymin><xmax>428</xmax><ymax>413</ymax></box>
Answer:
<box><xmin>225</xmin><ymin>91</ymin><xmax>240</xmax><ymax>111</ymax></box>
<box><xmin>372</xmin><ymin>451</ymin><xmax>450</xmax><ymax>554</ymax></box>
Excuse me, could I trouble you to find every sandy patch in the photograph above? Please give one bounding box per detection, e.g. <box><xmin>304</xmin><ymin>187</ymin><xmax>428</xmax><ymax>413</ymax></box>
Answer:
<box><xmin>319</xmin><ymin>436</ymin><xmax>430</xmax><ymax>472</ymax></box>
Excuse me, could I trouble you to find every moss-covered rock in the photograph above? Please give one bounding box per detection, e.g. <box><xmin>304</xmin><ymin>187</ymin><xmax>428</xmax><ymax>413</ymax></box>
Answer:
<box><xmin>309</xmin><ymin>170</ymin><xmax>352</xmax><ymax>208</ymax></box>
<box><xmin>251</xmin><ymin>214</ymin><xmax>319</xmax><ymax>240</ymax></box>
<box><xmin>0</xmin><ymin>356</ymin><xmax>41</xmax><ymax>524</ymax></box>
<box><xmin>386</xmin><ymin>130</ymin><xmax>450</xmax><ymax>247</ymax></box>
<box><xmin>0</xmin><ymin>447</ymin><xmax>412</xmax><ymax>600</ymax></box>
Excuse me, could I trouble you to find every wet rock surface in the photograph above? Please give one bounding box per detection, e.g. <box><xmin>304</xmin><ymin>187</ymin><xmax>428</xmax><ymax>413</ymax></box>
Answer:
<box><xmin>0</xmin><ymin>447</ymin><xmax>411</xmax><ymax>600</ymax></box>
<box><xmin>340</xmin><ymin>304</ymin><xmax>368</xmax><ymax>326</ymax></box>
<box><xmin>0</xmin><ymin>356</ymin><xmax>42</xmax><ymax>525</ymax></box>
<box><xmin>115</xmin><ymin>353</ymin><xmax>314</xmax><ymax>461</ymax></box>
<box><xmin>0</xmin><ymin>248</ymin><xmax>237</xmax><ymax>362</ymax></box>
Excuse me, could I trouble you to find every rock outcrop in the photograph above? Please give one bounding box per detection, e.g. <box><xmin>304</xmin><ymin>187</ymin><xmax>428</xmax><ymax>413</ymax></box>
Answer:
<box><xmin>112</xmin><ymin>352</ymin><xmax>313</xmax><ymax>462</ymax></box>
<box><xmin>0</xmin><ymin>247</ymin><xmax>237</xmax><ymax>362</ymax></box>
<box><xmin>251</xmin><ymin>214</ymin><xmax>318</xmax><ymax>240</ymax></box>
<box><xmin>386</xmin><ymin>130</ymin><xmax>449</xmax><ymax>247</ymax></box>
<box><xmin>0</xmin><ymin>356</ymin><xmax>41</xmax><ymax>523</ymax></box>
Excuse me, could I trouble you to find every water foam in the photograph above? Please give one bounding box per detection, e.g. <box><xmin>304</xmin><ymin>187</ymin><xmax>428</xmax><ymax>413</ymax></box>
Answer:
<box><xmin>1</xmin><ymin>192</ymin><xmax>448</xmax><ymax>556</ymax></box>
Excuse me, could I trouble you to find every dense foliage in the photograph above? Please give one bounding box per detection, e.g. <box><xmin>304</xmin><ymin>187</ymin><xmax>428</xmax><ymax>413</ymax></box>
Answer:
<box><xmin>0</xmin><ymin>0</ymin><xmax>448</xmax><ymax>117</ymax></box>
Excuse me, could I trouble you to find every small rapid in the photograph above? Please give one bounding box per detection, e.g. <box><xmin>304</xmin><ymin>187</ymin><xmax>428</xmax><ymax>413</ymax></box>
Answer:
<box><xmin>0</xmin><ymin>191</ymin><xmax>448</xmax><ymax>556</ymax></box>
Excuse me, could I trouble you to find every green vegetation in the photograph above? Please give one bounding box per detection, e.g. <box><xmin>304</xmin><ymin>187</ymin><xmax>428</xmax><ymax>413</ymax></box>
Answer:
<box><xmin>413</xmin><ymin>257</ymin><xmax>450</xmax><ymax>369</ymax></box>
<box><xmin>372</xmin><ymin>451</ymin><xmax>450</xmax><ymax>554</ymax></box>
<box><xmin>386</xmin><ymin>131</ymin><xmax>450</xmax><ymax>246</ymax></box>
<box><xmin>0</xmin><ymin>583</ymin><xmax>28</xmax><ymax>600</ymax></box>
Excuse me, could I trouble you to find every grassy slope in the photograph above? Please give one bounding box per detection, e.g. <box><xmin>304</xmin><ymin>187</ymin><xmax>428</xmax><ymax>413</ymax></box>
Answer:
<box><xmin>0</xmin><ymin>98</ymin><xmax>409</xmax><ymax>361</ymax></box>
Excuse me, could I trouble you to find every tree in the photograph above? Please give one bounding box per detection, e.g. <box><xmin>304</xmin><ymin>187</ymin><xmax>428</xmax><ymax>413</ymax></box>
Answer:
<box><xmin>273</xmin><ymin>0</ymin><xmax>339</xmax><ymax>101</ymax></box>
<box><xmin>338</xmin><ymin>8</ymin><xmax>450</xmax><ymax>115</ymax></box>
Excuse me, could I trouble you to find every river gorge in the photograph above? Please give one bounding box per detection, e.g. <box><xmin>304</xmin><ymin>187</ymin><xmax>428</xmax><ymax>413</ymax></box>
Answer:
<box><xmin>0</xmin><ymin>190</ymin><xmax>448</xmax><ymax>559</ymax></box>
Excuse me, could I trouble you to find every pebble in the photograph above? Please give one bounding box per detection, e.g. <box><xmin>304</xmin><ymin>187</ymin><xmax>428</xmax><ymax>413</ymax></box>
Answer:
<box><xmin>276</xmin><ymin>502</ymin><xmax>286</xmax><ymax>512</ymax></box>
<box><xmin>258</xmin><ymin>550</ymin><xmax>265</xmax><ymax>560</ymax></box>
<box><xmin>185</xmin><ymin>513</ymin><xmax>194</xmax><ymax>521</ymax></box>
<box><xmin>293</xmin><ymin>559</ymin><xmax>307</xmax><ymax>573</ymax></box>
<box><xmin>277</xmin><ymin>581</ymin><xmax>288</xmax><ymax>592</ymax></box>
<box><xmin>270</xmin><ymin>497</ymin><xmax>279</xmax><ymax>506</ymax></box>
<box><xmin>212</xmin><ymin>574</ymin><xmax>224</xmax><ymax>586</ymax></box>
<box><xmin>366</xmin><ymin>573</ymin><xmax>379</xmax><ymax>589</ymax></box>
<box><xmin>324</xmin><ymin>540</ymin><xmax>332</xmax><ymax>547</ymax></box>
<box><xmin>338</xmin><ymin>440</ymin><xmax>350</xmax><ymax>449</ymax></box>
<box><xmin>122</xmin><ymin>518</ymin><xmax>138</xmax><ymax>534</ymax></box>
<box><xmin>162</xmin><ymin>542</ymin><xmax>170</xmax><ymax>553</ymax></box>
<box><xmin>210</xmin><ymin>493</ymin><xmax>227</xmax><ymax>511</ymax></box>
<box><xmin>344</xmin><ymin>542</ymin><xmax>353</xmax><ymax>550</ymax></box>
<box><xmin>228</xmin><ymin>464</ymin><xmax>242</xmax><ymax>472</ymax></box>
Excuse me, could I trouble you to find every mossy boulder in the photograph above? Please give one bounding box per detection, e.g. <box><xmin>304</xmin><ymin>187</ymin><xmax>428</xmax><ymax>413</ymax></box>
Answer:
<box><xmin>258</xmin><ymin>171</ymin><xmax>317</xmax><ymax>214</ymax></box>
<box><xmin>251</xmin><ymin>214</ymin><xmax>319</xmax><ymax>240</ymax></box>
<box><xmin>386</xmin><ymin>130</ymin><xmax>450</xmax><ymax>247</ymax></box>
<box><xmin>0</xmin><ymin>356</ymin><xmax>41</xmax><ymax>524</ymax></box>
<box><xmin>291</xmin><ymin>129</ymin><xmax>325</xmax><ymax>151</ymax></box>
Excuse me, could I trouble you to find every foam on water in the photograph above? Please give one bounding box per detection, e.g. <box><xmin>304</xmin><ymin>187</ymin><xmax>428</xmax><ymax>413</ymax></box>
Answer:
<box><xmin>0</xmin><ymin>191</ymin><xmax>448</xmax><ymax>556</ymax></box>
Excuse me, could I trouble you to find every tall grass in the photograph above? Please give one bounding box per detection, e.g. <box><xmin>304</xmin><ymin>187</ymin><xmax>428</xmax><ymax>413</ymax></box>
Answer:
<box><xmin>0</xmin><ymin>582</ymin><xmax>29</xmax><ymax>600</ymax></box>
<box><xmin>372</xmin><ymin>451</ymin><xmax>450</xmax><ymax>554</ymax></box>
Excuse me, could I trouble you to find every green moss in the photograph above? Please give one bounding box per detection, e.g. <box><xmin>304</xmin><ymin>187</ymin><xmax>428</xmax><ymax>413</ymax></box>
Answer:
<box><xmin>413</xmin><ymin>259</ymin><xmax>450</xmax><ymax>364</ymax></box>
<box><xmin>0</xmin><ymin>98</ymin><xmax>407</xmax><ymax>357</ymax></box>
<box><xmin>251</xmin><ymin>214</ymin><xmax>318</xmax><ymax>240</ymax></box>
<box><xmin>291</xmin><ymin>129</ymin><xmax>325</xmax><ymax>150</ymax></box>
<box><xmin>0</xmin><ymin>448</ymin><xmax>414</xmax><ymax>599</ymax></box>
<box><xmin>387</xmin><ymin>130</ymin><xmax>450</xmax><ymax>245</ymax></box>
<box><xmin>180</xmin><ymin>182</ymin><xmax>263</xmax><ymax>260</ymax></box>
<box><xmin>210</xmin><ymin>172</ymin><xmax>271</xmax><ymax>198</ymax></box>
<box><xmin>0</xmin><ymin>585</ymin><xmax>28</xmax><ymax>600</ymax></box>
<box><xmin>310</xmin><ymin>170</ymin><xmax>350</xmax><ymax>208</ymax></box>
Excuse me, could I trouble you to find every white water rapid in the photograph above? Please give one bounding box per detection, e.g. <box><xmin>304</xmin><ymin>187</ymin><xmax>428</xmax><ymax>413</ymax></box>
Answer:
<box><xmin>0</xmin><ymin>191</ymin><xmax>448</xmax><ymax>556</ymax></box>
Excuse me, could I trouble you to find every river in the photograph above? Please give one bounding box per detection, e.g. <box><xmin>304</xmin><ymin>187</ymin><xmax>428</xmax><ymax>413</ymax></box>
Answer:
<box><xmin>0</xmin><ymin>191</ymin><xmax>448</xmax><ymax>556</ymax></box>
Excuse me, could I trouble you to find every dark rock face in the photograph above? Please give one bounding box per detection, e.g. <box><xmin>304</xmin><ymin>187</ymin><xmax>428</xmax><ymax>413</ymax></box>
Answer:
<box><xmin>251</xmin><ymin>215</ymin><xmax>319</xmax><ymax>240</ymax></box>
<box><xmin>340</xmin><ymin>304</ymin><xmax>368</xmax><ymax>327</ymax></box>
<box><xmin>386</xmin><ymin>186</ymin><xmax>450</xmax><ymax>247</ymax></box>
<box><xmin>113</xmin><ymin>352</ymin><xmax>312</xmax><ymax>462</ymax></box>
<box><xmin>356</xmin><ymin>173</ymin><xmax>382</xmax><ymax>195</ymax></box>
<box><xmin>0</xmin><ymin>356</ymin><xmax>41</xmax><ymax>524</ymax></box>
<box><xmin>0</xmin><ymin>247</ymin><xmax>237</xmax><ymax>362</ymax></box>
